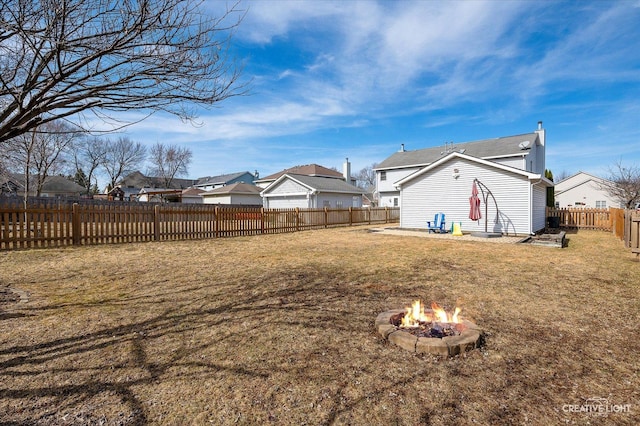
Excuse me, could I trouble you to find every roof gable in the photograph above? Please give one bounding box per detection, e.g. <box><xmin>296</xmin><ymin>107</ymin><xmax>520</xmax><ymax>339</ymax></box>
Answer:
<box><xmin>263</xmin><ymin>173</ymin><xmax>364</xmax><ymax>195</ymax></box>
<box><xmin>395</xmin><ymin>152</ymin><xmax>547</xmax><ymax>187</ymax></box>
<box><xmin>555</xmin><ymin>171</ymin><xmax>613</xmax><ymax>194</ymax></box>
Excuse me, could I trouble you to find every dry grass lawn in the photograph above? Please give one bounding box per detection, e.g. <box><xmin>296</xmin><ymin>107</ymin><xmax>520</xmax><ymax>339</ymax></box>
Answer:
<box><xmin>0</xmin><ymin>226</ymin><xmax>639</xmax><ymax>425</ymax></box>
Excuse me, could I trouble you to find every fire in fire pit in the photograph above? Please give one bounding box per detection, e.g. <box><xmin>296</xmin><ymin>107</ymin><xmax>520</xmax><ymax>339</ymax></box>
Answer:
<box><xmin>376</xmin><ymin>300</ymin><xmax>483</xmax><ymax>357</ymax></box>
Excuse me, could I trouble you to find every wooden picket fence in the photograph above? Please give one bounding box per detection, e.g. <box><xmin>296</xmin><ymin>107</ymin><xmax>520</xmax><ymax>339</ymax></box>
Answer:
<box><xmin>0</xmin><ymin>201</ymin><xmax>399</xmax><ymax>251</ymax></box>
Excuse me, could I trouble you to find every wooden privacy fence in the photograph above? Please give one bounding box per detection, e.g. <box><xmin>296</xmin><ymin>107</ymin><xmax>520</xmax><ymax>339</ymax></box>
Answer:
<box><xmin>623</xmin><ymin>210</ymin><xmax>640</xmax><ymax>257</ymax></box>
<box><xmin>0</xmin><ymin>202</ymin><xmax>399</xmax><ymax>250</ymax></box>
<box><xmin>545</xmin><ymin>207</ymin><xmax>617</xmax><ymax>231</ymax></box>
<box><xmin>546</xmin><ymin>206</ymin><xmax>640</xmax><ymax>256</ymax></box>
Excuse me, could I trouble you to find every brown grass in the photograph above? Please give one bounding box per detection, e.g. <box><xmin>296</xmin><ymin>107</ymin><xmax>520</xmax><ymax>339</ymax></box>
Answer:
<box><xmin>0</xmin><ymin>226</ymin><xmax>638</xmax><ymax>425</ymax></box>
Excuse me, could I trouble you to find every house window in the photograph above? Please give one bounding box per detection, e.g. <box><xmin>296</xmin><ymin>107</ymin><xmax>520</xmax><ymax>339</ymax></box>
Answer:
<box><xmin>336</xmin><ymin>200</ymin><xmax>343</xmax><ymax>208</ymax></box>
<box><xmin>323</xmin><ymin>200</ymin><xmax>331</xmax><ymax>208</ymax></box>
<box><xmin>380</xmin><ymin>171</ymin><xmax>387</xmax><ymax>181</ymax></box>
<box><xmin>393</xmin><ymin>197</ymin><xmax>398</xmax><ymax>207</ymax></box>
<box><xmin>596</xmin><ymin>200</ymin><xmax>607</xmax><ymax>208</ymax></box>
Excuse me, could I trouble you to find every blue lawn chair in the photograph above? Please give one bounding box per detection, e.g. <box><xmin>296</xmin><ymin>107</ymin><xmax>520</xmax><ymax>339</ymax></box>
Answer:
<box><xmin>427</xmin><ymin>213</ymin><xmax>447</xmax><ymax>233</ymax></box>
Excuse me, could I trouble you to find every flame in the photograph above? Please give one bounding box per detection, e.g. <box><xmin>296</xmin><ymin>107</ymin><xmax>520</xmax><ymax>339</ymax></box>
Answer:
<box><xmin>401</xmin><ymin>300</ymin><xmax>461</xmax><ymax>327</ymax></box>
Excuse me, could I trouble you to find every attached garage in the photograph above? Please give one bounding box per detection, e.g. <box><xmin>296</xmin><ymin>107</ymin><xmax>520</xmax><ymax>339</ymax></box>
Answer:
<box><xmin>261</xmin><ymin>174</ymin><xmax>364</xmax><ymax>210</ymax></box>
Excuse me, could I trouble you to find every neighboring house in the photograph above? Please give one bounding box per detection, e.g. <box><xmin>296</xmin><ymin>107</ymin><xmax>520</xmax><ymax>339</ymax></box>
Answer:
<box><xmin>261</xmin><ymin>173</ymin><xmax>364</xmax><ymax>209</ymax></box>
<box><xmin>181</xmin><ymin>188</ymin><xmax>205</xmax><ymax>204</ymax></box>
<box><xmin>117</xmin><ymin>170</ymin><xmax>197</xmax><ymax>189</ymax></box>
<box><xmin>137</xmin><ymin>188</ymin><xmax>182</xmax><ymax>203</ymax></box>
<box><xmin>378</xmin><ymin>122</ymin><xmax>552</xmax><ymax>235</ymax></box>
<box><xmin>114</xmin><ymin>171</ymin><xmax>197</xmax><ymax>200</ymax></box>
<box><xmin>1</xmin><ymin>174</ymin><xmax>86</xmax><ymax>198</ymax></box>
<box><xmin>137</xmin><ymin>187</ymin><xmax>204</xmax><ymax>203</ymax></box>
<box><xmin>554</xmin><ymin>172</ymin><xmax>622</xmax><ymax>208</ymax></box>
<box><xmin>201</xmin><ymin>183</ymin><xmax>263</xmax><ymax>205</ymax></box>
<box><xmin>193</xmin><ymin>171</ymin><xmax>257</xmax><ymax>191</ymax></box>
<box><xmin>255</xmin><ymin>161</ymin><xmax>356</xmax><ymax>189</ymax></box>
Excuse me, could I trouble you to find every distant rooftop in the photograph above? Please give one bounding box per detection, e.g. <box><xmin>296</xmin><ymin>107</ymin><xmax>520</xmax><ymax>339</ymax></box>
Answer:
<box><xmin>257</xmin><ymin>164</ymin><xmax>343</xmax><ymax>182</ymax></box>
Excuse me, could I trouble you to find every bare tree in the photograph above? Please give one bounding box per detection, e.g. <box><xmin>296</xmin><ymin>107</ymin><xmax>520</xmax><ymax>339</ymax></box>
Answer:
<box><xmin>71</xmin><ymin>136</ymin><xmax>108</xmax><ymax>194</ymax></box>
<box><xmin>148</xmin><ymin>142</ymin><xmax>192</xmax><ymax>188</ymax></box>
<box><xmin>355</xmin><ymin>163</ymin><xmax>377</xmax><ymax>190</ymax></box>
<box><xmin>0</xmin><ymin>146</ymin><xmax>15</xmax><ymax>195</ymax></box>
<box><xmin>102</xmin><ymin>137</ymin><xmax>147</xmax><ymax>189</ymax></box>
<box><xmin>603</xmin><ymin>160</ymin><xmax>640</xmax><ymax>209</ymax></box>
<box><xmin>0</xmin><ymin>0</ymin><xmax>246</xmax><ymax>144</ymax></box>
<box><xmin>6</xmin><ymin>121</ymin><xmax>79</xmax><ymax>203</ymax></box>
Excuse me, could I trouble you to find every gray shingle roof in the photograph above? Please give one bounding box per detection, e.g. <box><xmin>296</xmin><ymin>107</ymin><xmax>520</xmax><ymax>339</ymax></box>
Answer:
<box><xmin>257</xmin><ymin>164</ymin><xmax>343</xmax><ymax>182</ymax></box>
<box><xmin>195</xmin><ymin>171</ymin><xmax>251</xmax><ymax>186</ymax></box>
<box><xmin>376</xmin><ymin>133</ymin><xmax>539</xmax><ymax>170</ymax></box>
<box><xmin>286</xmin><ymin>174</ymin><xmax>364</xmax><ymax>194</ymax></box>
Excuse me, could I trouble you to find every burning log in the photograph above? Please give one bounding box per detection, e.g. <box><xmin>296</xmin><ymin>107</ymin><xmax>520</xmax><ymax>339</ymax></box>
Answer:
<box><xmin>377</xmin><ymin>300</ymin><xmax>483</xmax><ymax>357</ymax></box>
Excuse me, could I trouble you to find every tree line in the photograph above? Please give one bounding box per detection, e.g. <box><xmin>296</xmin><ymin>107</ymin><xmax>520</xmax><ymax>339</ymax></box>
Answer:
<box><xmin>0</xmin><ymin>121</ymin><xmax>193</xmax><ymax>200</ymax></box>
<box><xmin>1</xmin><ymin>0</ymin><xmax>244</xmax><ymax>205</ymax></box>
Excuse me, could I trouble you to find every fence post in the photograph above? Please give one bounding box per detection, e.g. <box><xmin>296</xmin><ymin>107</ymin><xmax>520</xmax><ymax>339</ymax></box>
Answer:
<box><xmin>261</xmin><ymin>207</ymin><xmax>265</xmax><ymax>234</ymax></box>
<box><xmin>153</xmin><ymin>204</ymin><xmax>161</xmax><ymax>241</ymax></box>
<box><xmin>324</xmin><ymin>207</ymin><xmax>328</xmax><ymax>228</ymax></box>
<box><xmin>295</xmin><ymin>207</ymin><xmax>300</xmax><ymax>231</ymax></box>
<box><xmin>349</xmin><ymin>207</ymin><xmax>353</xmax><ymax>226</ymax></box>
<box><xmin>385</xmin><ymin>207</ymin><xmax>389</xmax><ymax>223</ymax></box>
<box><xmin>215</xmin><ymin>206</ymin><xmax>219</xmax><ymax>238</ymax></box>
<box><xmin>72</xmin><ymin>203</ymin><xmax>81</xmax><ymax>246</ymax></box>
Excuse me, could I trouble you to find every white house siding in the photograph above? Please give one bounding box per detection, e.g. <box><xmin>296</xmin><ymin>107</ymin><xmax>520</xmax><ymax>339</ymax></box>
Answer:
<box><xmin>230</xmin><ymin>194</ymin><xmax>263</xmax><ymax>205</ymax></box>
<box><xmin>377</xmin><ymin>167</ymin><xmax>418</xmax><ymax>207</ymax></box>
<box><xmin>316</xmin><ymin>193</ymin><xmax>362</xmax><ymax>208</ymax></box>
<box><xmin>265</xmin><ymin>195</ymin><xmax>309</xmax><ymax>209</ymax></box>
<box><xmin>493</xmin><ymin>156</ymin><xmax>526</xmax><ymax>171</ymax></box>
<box><xmin>379</xmin><ymin>191</ymin><xmax>400</xmax><ymax>208</ymax></box>
<box><xmin>532</xmin><ymin>183</ymin><xmax>547</xmax><ymax>233</ymax></box>
<box><xmin>399</xmin><ymin>158</ymin><xmax>532</xmax><ymax>235</ymax></box>
<box><xmin>269</xmin><ymin>179</ymin><xmax>307</xmax><ymax>195</ymax></box>
<box><xmin>554</xmin><ymin>173</ymin><xmax>621</xmax><ymax>208</ymax></box>
<box><xmin>202</xmin><ymin>195</ymin><xmax>232</xmax><ymax>204</ymax></box>
<box><xmin>182</xmin><ymin>197</ymin><xmax>203</xmax><ymax>204</ymax></box>
<box><xmin>263</xmin><ymin>178</ymin><xmax>309</xmax><ymax>209</ymax></box>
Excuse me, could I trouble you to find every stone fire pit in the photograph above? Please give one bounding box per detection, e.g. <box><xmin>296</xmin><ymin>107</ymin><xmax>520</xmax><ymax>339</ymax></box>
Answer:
<box><xmin>521</xmin><ymin>230</ymin><xmax>566</xmax><ymax>248</ymax></box>
<box><xmin>376</xmin><ymin>309</ymin><xmax>483</xmax><ymax>357</ymax></box>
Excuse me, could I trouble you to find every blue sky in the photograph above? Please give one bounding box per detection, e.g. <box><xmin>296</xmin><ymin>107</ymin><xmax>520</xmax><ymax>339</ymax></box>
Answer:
<box><xmin>112</xmin><ymin>0</ymin><xmax>640</xmax><ymax>182</ymax></box>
